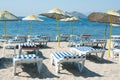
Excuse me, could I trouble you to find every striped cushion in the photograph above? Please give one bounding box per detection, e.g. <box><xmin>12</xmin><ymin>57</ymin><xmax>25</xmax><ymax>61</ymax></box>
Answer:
<box><xmin>75</xmin><ymin>46</ymin><xmax>106</xmax><ymax>53</ymax></box>
<box><xmin>14</xmin><ymin>54</ymin><xmax>40</xmax><ymax>59</ymax></box>
<box><xmin>53</xmin><ymin>51</ymin><xmax>85</xmax><ymax>60</ymax></box>
<box><xmin>20</xmin><ymin>43</ymin><xmax>37</xmax><ymax>48</ymax></box>
<box><xmin>112</xmin><ymin>40</ymin><xmax>120</xmax><ymax>44</ymax></box>
<box><xmin>95</xmin><ymin>39</ymin><xmax>107</xmax><ymax>42</ymax></box>
<box><xmin>75</xmin><ymin>46</ymin><xmax>95</xmax><ymax>51</ymax></box>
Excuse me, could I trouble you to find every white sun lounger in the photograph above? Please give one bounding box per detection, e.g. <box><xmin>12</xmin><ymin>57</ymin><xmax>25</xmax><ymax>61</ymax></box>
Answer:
<box><xmin>111</xmin><ymin>46</ymin><xmax>120</xmax><ymax>63</ymax></box>
<box><xmin>13</xmin><ymin>54</ymin><xmax>43</xmax><ymax>75</ymax></box>
<box><xmin>71</xmin><ymin>46</ymin><xmax>106</xmax><ymax>61</ymax></box>
<box><xmin>50</xmin><ymin>51</ymin><xmax>86</xmax><ymax>74</ymax></box>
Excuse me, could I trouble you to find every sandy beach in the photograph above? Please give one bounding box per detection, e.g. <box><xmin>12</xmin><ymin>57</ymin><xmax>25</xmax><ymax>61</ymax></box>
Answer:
<box><xmin>0</xmin><ymin>41</ymin><xmax>120</xmax><ymax>80</ymax></box>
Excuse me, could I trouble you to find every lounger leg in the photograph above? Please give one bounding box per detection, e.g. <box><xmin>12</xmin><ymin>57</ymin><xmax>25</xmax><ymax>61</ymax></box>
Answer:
<box><xmin>3</xmin><ymin>45</ymin><xmax>6</xmax><ymax>57</ymax></box>
<box><xmin>50</xmin><ymin>55</ymin><xmax>54</xmax><ymax>65</ymax></box>
<box><xmin>119</xmin><ymin>52</ymin><xmax>120</xmax><ymax>64</ymax></box>
<box><xmin>79</xmin><ymin>60</ymin><xmax>85</xmax><ymax>72</ymax></box>
<box><xmin>14</xmin><ymin>46</ymin><xmax>16</xmax><ymax>55</ymax></box>
<box><xmin>13</xmin><ymin>61</ymin><xmax>16</xmax><ymax>75</ymax></box>
<box><xmin>96</xmin><ymin>53</ymin><xmax>99</xmax><ymax>60</ymax></box>
<box><xmin>77</xmin><ymin>62</ymin><xmax>81</xmax><ymax>72</ymax></box>
<box><xmin>35</xmin><ymin>49</ymin><xmax>39</xmax><ymax>55</ymax></box>
<box><xmin>110</xmin><ymin>49</ymin><xmax>114</xmax><ymax>58</ymax></box>
<box><xmin>55</xmin><ymin>61</ymin><xmax>60</xmax><ymax>73</ymax></box>
<box><xmin>100</xmin><ymin>52</ymin><xmax>105</xmax><ymax>61</ymax></box>
<box><xmin>37</xmin><ymin>60</ymin><xmax>42</xmax><ymax>74</ymax></box>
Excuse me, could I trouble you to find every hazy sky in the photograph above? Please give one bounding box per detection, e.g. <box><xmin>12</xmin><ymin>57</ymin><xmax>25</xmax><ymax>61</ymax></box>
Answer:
<box><xmin>0</xmin><ymin>0</ymin><xmax>120</xmax><ymax>16</ymax></box>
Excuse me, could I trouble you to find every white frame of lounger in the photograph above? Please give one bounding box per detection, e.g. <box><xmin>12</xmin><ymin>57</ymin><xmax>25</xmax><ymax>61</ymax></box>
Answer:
<box><xmin>13</xmin><ymin>56</ymin><xmax>43</xmax><ymax>75</ymax></box>
<box><xmin>110</xmin><ymin>48</ymin><xmax>120</xmax><ymax>63</ymax></box>
<box><xmin>3</xmin><ymin>43</ymin><xmax>16</xmax><ymax>57</ymax></box>
<box><xmin>50</xmin><ymin>52</ymin><xmax>86</xmax><ymax>74</ymax></box>
<box><xmin>70</xmin><ymin>47</ymin><xmax>106</xmax><ymax>61</ymax></box>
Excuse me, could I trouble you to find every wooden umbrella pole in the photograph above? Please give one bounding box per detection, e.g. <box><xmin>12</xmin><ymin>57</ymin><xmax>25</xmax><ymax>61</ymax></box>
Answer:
<box><xmin>71</xmin><ymin>22</ymin><xmax>73</xmax><ymax>35</ymax></box>
<box><xmin>108</xmin><ymin>22</ymin><xmax>112</xmax><ymax>58</ymax></box>
<box><xmin>104</xmin><ymin>24</ymin><xmax>108</xmax><ymax>39</ymax></box>
<box><xmin>56</xmin><ymin>15</ymin><xmax>60</xmax><ymax>47</ymax></box>
<box><xmin>30</xmin><ymin>21</ymin><xmax>32</xmax><ymax>36</ymax></box>
<box><xmin>108</xmin><ymin>17</ymin><xmax>113</xmax><ymax>58</ymax></box>
<box><xmin>4</xmin><ymin>21</ymin><xmax>6</xmax><ymax>39</ymax></box>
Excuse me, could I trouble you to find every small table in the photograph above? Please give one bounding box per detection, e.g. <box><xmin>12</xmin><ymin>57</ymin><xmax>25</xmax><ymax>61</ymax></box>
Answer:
<box><xmin>80</xmin><ymin>34</ymin><xmax>91</xmax><ymax>40</ymax></box>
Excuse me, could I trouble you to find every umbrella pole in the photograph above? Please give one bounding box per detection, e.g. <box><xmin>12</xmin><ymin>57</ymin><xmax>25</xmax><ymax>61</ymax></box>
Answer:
<box><xmin>104</xmin><ymin>24</ymin><xmax>108</xmax><ymax>39</ymax></box>
<box><xmin>108</xmin><ymin>16</ymin><xmax>114</xmax><ymax>58</ymax></box>
<box><xmin>4</xmin><ymin>21</ymin><xmax>6</xmax><ymax>39</ymax></box>
<box><xmin>56</xmin><ymin>15</ymin><xmax>60</xmax><ymax>47</ymax></box>
<box><xmin>108</xmin><ymin>22</ymin><xmax>112</xmax><ymax>58</ymax></box>
<box><xmin>30</xmin><ymin>21</ymin><xmax>32</xmax><ymax>36</ymax></box>
<box><xmin>108</xmin><ymin>23</ymin><xmax>112</xmax><ymax>58</ymax></box>
<box><xmin>71</xmin><ymin>22</ymin><xmax>73</xmax><ymax>35</ymax></box>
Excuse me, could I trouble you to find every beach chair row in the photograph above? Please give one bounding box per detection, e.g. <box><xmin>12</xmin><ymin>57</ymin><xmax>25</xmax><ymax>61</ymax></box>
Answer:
<box><xmin>0</xmin><ymin>34</ymin><xmax>50</xmax><ymax>43</ymax></box>
<box><xmin>7</xmin><ymin>42</ymin><xmax>86</xmax><ymax>75</ymax></box>
<box><xmin>11</xmin><ymin>42</ymin><xmax>108</xmax><ymax>75</ymax></box>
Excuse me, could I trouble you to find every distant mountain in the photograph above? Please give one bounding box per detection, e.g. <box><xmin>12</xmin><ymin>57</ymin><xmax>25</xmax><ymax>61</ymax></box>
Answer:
<box><xmin>65</xmin><ymin>11</ymin><xmax>87</xmax><ymax>18</ymax></box>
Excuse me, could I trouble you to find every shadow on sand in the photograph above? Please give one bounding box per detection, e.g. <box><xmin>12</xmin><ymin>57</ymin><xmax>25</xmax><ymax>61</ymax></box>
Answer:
<box><xmin>26</xmin><ymin>50</ymin><xmax>47</xmax><ymax>59</ymax></box>
<box><xmin>60</xmin><ymin>63</ymin><xmax>102</xmax><ymax>78</ymax></box>
<box><xmin>86</xmin><ymin>55</ymin><xmax>114</xmax><ymax>64</ymax></box>
<box><xmin>17</xmin><ymin>63</ymin><xmax>59</xmax><ymax>79</ymax></box>
<box><xmin>15</xmin><ymin>50</ymin><xmax>59</xmax><ymax>79</ymax></box>
<box><xmin>36</xmin><ymin>44</ymin><xmax>53</xmax><ymax>49</ymax></box>
<box><xmin>0</xmin><ymin>57</ymin><xmax>13</xmax><ymax>69</ymax></box>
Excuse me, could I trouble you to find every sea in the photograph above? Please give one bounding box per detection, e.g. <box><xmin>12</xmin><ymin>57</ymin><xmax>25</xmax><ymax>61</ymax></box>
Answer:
<box><xmin>0</xmin><ymin>17</ymin><xmax>120</xmax><ymax>41</ymax></box>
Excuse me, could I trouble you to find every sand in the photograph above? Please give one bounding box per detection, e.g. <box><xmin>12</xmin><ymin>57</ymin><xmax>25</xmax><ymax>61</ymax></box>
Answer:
<box><xmin>0</xmin><ymin>41</ymin><xmax>120</xmax><ymax>80</ymax></box>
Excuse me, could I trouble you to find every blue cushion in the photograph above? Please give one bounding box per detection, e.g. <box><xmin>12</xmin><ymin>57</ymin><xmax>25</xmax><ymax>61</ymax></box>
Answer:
<box><xmin>53</xmin><ymin>52</ymin><xmax>85</xmax><ymax>60</ymax></box>
<box><xmin>20</xmin><ymin>43</ymin><xmax>36</xmax><ymax>47</ymax></box>
<box><xmin>14</xmin><ymin>54</ymin><xmax>40</xmax><ymax>59</ymax></box>
<box><xmin>75</xmin><ymin>46</ymin><xmax>94</xmax><ymax>51</ymax></box>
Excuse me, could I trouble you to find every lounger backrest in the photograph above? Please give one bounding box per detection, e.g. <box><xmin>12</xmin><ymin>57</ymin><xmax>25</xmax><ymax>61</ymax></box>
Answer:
<box><xmin>14</xmin><ymin>54</ymin><xmax>40</xmax><ymax>59</ymax></box>
<box><xmin>20</xmin><ymin>43</ymin><xmax>38</xmax><ymax>48</ymax></box>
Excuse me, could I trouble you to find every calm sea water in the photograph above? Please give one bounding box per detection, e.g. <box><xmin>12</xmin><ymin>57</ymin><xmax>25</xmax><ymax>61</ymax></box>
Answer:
<box><xmin>0</xmin><ymin>17</ymin><xmax>120</xmax><ymax>40</ymax></box>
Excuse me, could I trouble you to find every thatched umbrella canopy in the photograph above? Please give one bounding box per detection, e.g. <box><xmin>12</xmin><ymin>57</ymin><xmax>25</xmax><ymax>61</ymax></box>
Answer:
<box><xmin>88</xmin><ymin>10</ymin><xmax>120</xmax><ymax>58</ymax></box>
<box><xmin>60</xmin><ymin>16</ymin><xmax>81</xmax><ymax>35</ymax></box>
<box><xmin>88</xmin><ymin>12</ymin><xmax>120</xmax><ymax>25</ymax></box>
<box><xmin>22</xmin><ymin>14</ymin><xmax>44</xmax><ymax>36</ymax></box>
<box><xmin>0</xmin><ymin>10</ymin><xmax>20</xmax><ymax>39</ymax></box>
<box><xmin>40</xmin><ymin>8</ymin><xmax>72</xmax><ymax>47</ymax></box>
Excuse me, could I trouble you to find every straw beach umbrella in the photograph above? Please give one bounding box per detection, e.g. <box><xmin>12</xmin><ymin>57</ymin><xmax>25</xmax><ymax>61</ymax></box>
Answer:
<box><xmin>40</xmin><ymin>8</ymin><xmax>71</xmax><ymax>47</ymax></box>
<box><xmin>0</xmin><ymin>10</ymin><xmax>20</xmax><ymax>39</ymax></box>
<box><xmin>60</xmin><ymin>16</ymin><xmax>80</xmax><ymax>35</ymax></box>
<box><xmin>22</xmin><ymin>14</ymin><xmax>44</xmax><ymax>36</ymax></box>
<box><xmin>88</xmin><ymin>10</ymin><xmax>120</xmax><ymax>57</ymax></box>
<box><xmin>106</xmin><ymin>10</ymin><xmax>120</xmax><ymax>26</ymax></box>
